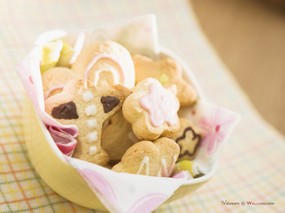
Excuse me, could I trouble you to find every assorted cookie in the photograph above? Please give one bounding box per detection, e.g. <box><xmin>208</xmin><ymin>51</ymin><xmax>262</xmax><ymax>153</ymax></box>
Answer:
<box><xmin>112</xmin><ymin>137</ymin><xmax>180</xmax><ymax>177</ymax></box>
<box><xmin>123</xmin><ymin>78</ymin><xmax>180</xmax><ymax>141</ymax></box>
<box><xmin>167</xmin><ymin>118</ymin><xmax>202</xmax><ymax>161</ymax></box>
<box><xmin>41</xmin><ymin>34</ymin><xmax>202</xmax><ymax>178</ymax></box>
<box><xmin>133</xmin><ymin>54</ymin><xmax>197</xmax><ymax>107</ymax></box>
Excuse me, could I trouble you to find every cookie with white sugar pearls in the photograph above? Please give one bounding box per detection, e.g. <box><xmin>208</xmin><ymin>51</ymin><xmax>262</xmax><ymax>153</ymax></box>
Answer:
<box><xmin>122</xmin><ymin>78</ymin><xmax>180</xmax><ymax>141</ymax></box>
<box><xmin>45</xmin><ymin>79</ymin><xmax>130</xmax><ymax>166</ymax></box>
<box><xmin>112</xmin><ymin>137</ymin><xmax>180</xmax><ymax>177</ymax></box>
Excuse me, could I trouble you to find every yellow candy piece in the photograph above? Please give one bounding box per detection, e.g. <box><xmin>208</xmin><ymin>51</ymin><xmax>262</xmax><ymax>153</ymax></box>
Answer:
<box><xmin>40</xmin><ymin>40</ymin><xmax>63</xmax><ymax>73</ymax></box>
<box><xmin>57</xmin><ymin>41</ymin><xmax>74</xmax><ymax>67</ymax></box>
<box><xmin>174</xmin><ymin>160</ymin><xmax>195</xmax><ymax>177</ymax></box>
<box><xmin>158</xmin><ymin>73</ymin><xmax>169</xmax><ymax>85</ymax></box>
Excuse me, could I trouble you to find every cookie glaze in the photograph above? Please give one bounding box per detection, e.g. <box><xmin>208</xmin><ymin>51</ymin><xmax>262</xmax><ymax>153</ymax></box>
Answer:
<box><xmin>86</xmin><ymin>119</ymin><xmax>97</xmax><ymax>129</ymax></box>
<box><xmin>85</xmin><ymin>54</ymin><xmax>124</xmax><ymax>86</ymax></box>
<box><xmin>85</xmin><ymin>105</ymin><xmax>97</xmax><ymax>116</ymax></box>
<box><xmin>137</xmin><ymin>156</ymin><xmax>150</xmax><ymax>175</ymax></box>
<box><xmin>87</xmin><ymin>132</ymin><xmax>98</xmax><ymax>143</ymax></box>
<box><xmin>82</xmin><ymin>90</ymin><xmax>94</xmax><ymax>102</ymax></box>
<box><xmin>88</xmin><ymin>145</ymin><xmax>98</xmax><ymax>155</ymax></box>
<box><xmin>51</xmin><ymin>101</ymin><xmax>79</xmax><ymax>119</ymax></box>
<box><xmin>140</xmin><ymin>82</ymin><xmax>179</xmax><ymax>127</ymax></box>
<box><xmin>101</xmin><ymin>96</ymin><xmax>120</xmax><ymax>113</ymax></box>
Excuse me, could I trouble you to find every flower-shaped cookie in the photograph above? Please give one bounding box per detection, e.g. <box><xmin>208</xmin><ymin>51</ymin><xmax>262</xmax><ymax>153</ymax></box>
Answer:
<box><xmin>112</xmin><ymin>137</ymin><xmax>180</xmax><ymax>177</ymax></box>
<box><xmin>133</xmin><ymin>54</ymin><xmax>198</xmax><ymax>106</ymax></box>
<box><xmin>123</xmin><ymin>78</ymin><xmax>180</xmax><ymax>140</ymax></box>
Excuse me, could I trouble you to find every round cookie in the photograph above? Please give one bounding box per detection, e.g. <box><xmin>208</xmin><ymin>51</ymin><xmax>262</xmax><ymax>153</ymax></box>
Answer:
<box><xmin>72</xmin><ymin>40</ymin><xmax>135</xmax><ymax>89</ymax></box>
<box><xmin>45</xmin><ymin>79</ymin><xmax>130</xmax><ymax>166</ymax></box>
<box><xmin>41</xmin><ymin>67</ymin><xmax>80</xmax><ymax>99</ymax></box>
<box><xmin>112</xmin><ymin>137</ymin><xmax>180</xmax><ymax>177</ymax></box>
<box><xmin>122</xmin><ymin>78</ymin><xmax>180</xmax><ymax>140</ymax></box>
<box><xmin>133</xmin><ymin>54</ymin><xmax>198</xmax><ymax>106</ymax></box>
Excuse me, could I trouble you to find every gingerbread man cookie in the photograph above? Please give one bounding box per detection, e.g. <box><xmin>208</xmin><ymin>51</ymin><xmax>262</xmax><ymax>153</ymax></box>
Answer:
<box><xmin>167</xmin><ymin>118</ymin><xmax>202</xmax><ymax>161</ymax></box>
<box><xmin>123</xmin><ymin>78</ymin><xmax>180</xmax><ymax>140</ymax></box>
<box><xmin>112</xmin><ymin>137</ymin><xmax>180</xmax><ymax>177</ymax></box>
<box><xmin>45</xmin><ymin>79</ymin><xmax>130</xmax><ymax>166</ymax></box>
<box><xmin>133</xmin><ymin>54</ymin><xmax>197</xmax><ymax>106</ymax></box>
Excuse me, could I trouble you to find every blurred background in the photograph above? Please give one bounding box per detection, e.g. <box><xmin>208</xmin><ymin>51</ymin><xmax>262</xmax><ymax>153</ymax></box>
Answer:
<box><xmin>191</xmin><ymin>0</ymin><xmax>285</xmax><ymax>135</ymax></box>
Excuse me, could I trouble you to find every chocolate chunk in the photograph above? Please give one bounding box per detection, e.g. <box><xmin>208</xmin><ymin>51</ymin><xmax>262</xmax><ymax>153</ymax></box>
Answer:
<box><xmin>194</xmin><ymin>173</ymin><xmax>204</xmax><ymax>178</ymax></box>
<box><xmin>101</xmin><ymin>96</ymin><xmax>120</xmax><ymax>113</ymax></box>
<box><xmin>51</xmin><ymin>101</ymin><xmax>79</xmax><ymax>119</ymax></box>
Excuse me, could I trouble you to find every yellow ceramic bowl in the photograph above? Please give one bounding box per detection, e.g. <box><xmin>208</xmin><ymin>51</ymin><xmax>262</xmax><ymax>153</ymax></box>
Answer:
<box><xmin>23</xmin><ymin>47</ymin><xmax>216</xmax><ymax>211</ymax></box>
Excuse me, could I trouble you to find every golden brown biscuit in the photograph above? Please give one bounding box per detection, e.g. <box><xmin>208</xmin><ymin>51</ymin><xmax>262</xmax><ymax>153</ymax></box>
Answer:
<box><xmin>72</xmin><ymin>40</ymin><xmax>135</xmax><ymax>89</ymax></box>
<box><xmin>41</xmin><ymin>67</ymin><xmax>80</xmax><ymax>99</ymax></box>
<box><xmin>167</xmin><ymin>118</ymin><xmax>202</xmax><ymax>161</ymax></box>
<box><xmin>112</xmin><ymin>137</ymin><xmax>180</xmax><ymax>177</ymax></box>
<box><xmin>101</xmin><ymin>110</ymin><xmax>138</xmax><ymax>161</ymax></box>
<box><xmin>122</xmin><ymin>78</ymin><xmax>180</xmax><ymax>140</ymax></box>
<box><xmin>133</xmin><ymin>54</ymin><xmax>197</xmax><ymax>106</ymax></box>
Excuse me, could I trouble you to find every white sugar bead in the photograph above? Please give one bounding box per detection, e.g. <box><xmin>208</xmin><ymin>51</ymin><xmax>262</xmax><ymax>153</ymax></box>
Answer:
<box><xmin>87</xmin><ymin>132</ymin><xmax>98</xmax><ymax>143</ymax></box>
<box><xmin>89</xmin><ymin>146</ymin><xmax>98</xmax><ymax>155</ymax></box>
<box><xmin>87</xmin><ymin>119</ymin><xmax>97</xmax><ymax>129</ymax></box>
<box><xmin>85</xmin><ymin>105</ymin><xmax>97</xmax><ymax>116</ymax></box>
<box><xmin>82</xmin><ymin>90</ymin><xmax>94</xmax><ymax>102</ymax></box>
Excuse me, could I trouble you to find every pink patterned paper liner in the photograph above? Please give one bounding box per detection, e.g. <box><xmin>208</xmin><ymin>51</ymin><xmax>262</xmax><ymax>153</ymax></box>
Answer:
<box><xmin>127</xmin><ymin>193</ymin><xmax>168</xmax><ymax>213</ymax></box>
<box><xmin>78</xmin><ymin>168</ymin><xmax>120</xmax><ymax>212</ymax></box>
<box><xmin>199</xmin><ymin>107</ymin><xmax>239</xmax><ymax>155</ymax></box>
<box><xmin>17</xmin><ymin>47</ymin><xmax>79</xmax><ymax>155</ymax></box>
<box><xmin>66</xmin><ymin>156</ymin><xmax>187</xmax><ymax>213</ymax></box>
<box><xmin>80</xmin><ymin>168</ymin><xmax>169</xmax><ymax>213</ymax></box>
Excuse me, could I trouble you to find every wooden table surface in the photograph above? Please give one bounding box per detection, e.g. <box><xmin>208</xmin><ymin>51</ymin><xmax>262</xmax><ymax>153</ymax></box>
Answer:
<box><xmin>191</xmin><ymin>0</ymin><xmax>285</xmax><ymax>135</ymax></box>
